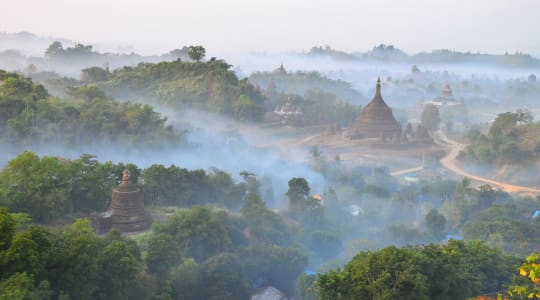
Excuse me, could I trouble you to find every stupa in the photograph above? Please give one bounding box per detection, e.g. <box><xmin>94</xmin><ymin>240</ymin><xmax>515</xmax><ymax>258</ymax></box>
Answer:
<box><xmin>424</xmin><ymin>84</ymin><xmax>462</xmax><ymax>107</ymax></box>
<box><xmin>346</xmin><ymin>78</ymin><xmax>402</xmax><ymax>140</ymax></box>
<box><xmin>94</xmin><ymin>170</ymin><xmax>152</xmax><ymax>233</ymax></box>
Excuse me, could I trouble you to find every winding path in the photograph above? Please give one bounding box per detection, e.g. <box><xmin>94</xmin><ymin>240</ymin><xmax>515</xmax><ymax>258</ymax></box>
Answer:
<box><xmin>434</xmin><ymin>130</ymin><xmax>540</xmax><ymax>194</ymax></box>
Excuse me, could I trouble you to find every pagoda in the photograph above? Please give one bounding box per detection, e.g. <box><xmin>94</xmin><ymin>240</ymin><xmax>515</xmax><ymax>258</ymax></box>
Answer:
<box><xmin>94</xmin><ymin>170</ymin><xmax>152</xmax><ymax>233</ymax></box>
<box><xmin>346</xmin><ymin>78</ymin><xmax>402</xmax><ymax>140</ymax></box>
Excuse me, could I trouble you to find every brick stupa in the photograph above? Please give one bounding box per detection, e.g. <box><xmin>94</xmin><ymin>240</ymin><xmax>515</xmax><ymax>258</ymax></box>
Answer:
<box><xmin>95</xmin><ymin>170</ymin><xmax>152</xmax><ymax>233</ymax></box>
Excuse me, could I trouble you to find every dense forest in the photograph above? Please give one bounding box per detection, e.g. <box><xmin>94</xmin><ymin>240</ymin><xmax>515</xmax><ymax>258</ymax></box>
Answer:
<box><xmin>1</xmin><ymin>150</ymin><xmax>540</xmax><ymax>299</ymax></box>
<box><xmin>0</xmin><ymin>70</ymin><xmax>179</xmax><ymax>150</ymax></box>
<box><xmin>461</xmin><ymin>110</ymin><xmax>540</xmax><ymax>164</ymax></box>
<box><xmin>249</xmin><ymin>67</ymin><xmax>364</xmax><ymax>103</ymax></box>
<box><xmin>84</xmin><ymin>58</ymin><xmax>268</xmax><ymax>122</ymax></box>
<box><xmin>31</xmin><ymin>48</ymin><xmax>363</xmax><ymax>126</ymax></box>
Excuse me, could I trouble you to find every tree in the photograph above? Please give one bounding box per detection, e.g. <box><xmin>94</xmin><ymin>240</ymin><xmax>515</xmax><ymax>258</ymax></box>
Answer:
<box><xmin>0</xmin><ymin>272</ymin><xmax>52</xmax><ymax>300</ymax></box>
<box><xmin>241</xmin><ymin>193</ymin><xmax>291</xmax><ymax>245</ymax></box>
<box><xmin>200</xmin><ymin>253</ymin><xmax>249</xmax><ymax>300</ymax></box>
<box><xmin>0</xmin><ymin>207</ymin><xmax>16</xmax><ymax>250</ymax></box>
<box><xmin>169</xmin><ymin>259</ymin><xmax>203</xmax><ymax>299</ymax></box>
<box><xmin>154</xmin><ymin>207</ymin><xmax>247</xmax><ymax>262</ymax></box>
<box><xmin>516</xmin><ymin>108</ymin><xmax>534</xmax><ymax>125</ymax></box>
<box><xmin>81</xmin><ymin>67</ymin><xmax>110</xmax><ymax>83</ymax></box>
<box><xmin>319</xmin><ymin>246</ymin><xmax>429</xmax><ymax>300</ymax></box>
<box><xmin>318</xmin><ymin>241</ymin><xmax>517</xmax><ymax>300</ymax></box>
<box><xmin>47</xmin><ymin>219</ymin><xmax>100</xmax><ymax>300</ymax></box>
<box><xmin>145</xmin><ymin>233</ymin><xmax>180</xmax><ymax>277</ymax></box>
<box><xmin>67</xmin><ymin>84</ymin><xmax>107</xmax><ymax>105</ymax></box>
<box><xmin>509</xmin><ymin>254</ymin><xmax>540</xmax><ymax>299</ymax></box>
<box><xmin>242</xmin><ymin>243</ymin><xmax>308</xmax><ymax>295</ymax></box>
<box><xmin>45</xmin><ymin>41</ymin><xmax>64</xmax><ymax>57</ymax></box>
<box><xmin>95</xmin><ymin>240</ymin><xmax>141</xmax><ymax>300</ymax></box>
<box><xmin>491</xmin><ymin>112</ymin><xmax>519</xmax><ymax>135</ymax></box>
<box><xmin>0</xmin><ymin>226</ymin><xmax>52</xmax><ymax>282</ymax></box>
<box><xmin>188</xmin><ymin>45</ymin><xmax>206</xmax><ymax>62</ymax></box>
<box><xmin>0</xmin><ymin>152</ymin><xmax>71</xmax><ymax>223</ymax></box>
<box><xmin>421</xmin><ymin>104</ymin><xmax>440</xmax><ymax>132</ymax></box>
<box><xmin>424</xmin><ymin>209</ymin><xmax>446</xmax><ymax>241</ymax></box>
<box><xmin>286</xmin><ymin>178</ymin><xmax>310</xmax><ymax>211</ymax></box>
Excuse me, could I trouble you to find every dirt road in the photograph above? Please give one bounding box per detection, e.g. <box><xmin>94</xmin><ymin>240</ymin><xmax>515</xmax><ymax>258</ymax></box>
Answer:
<box><xmin>434</xmin><ymin>130</ymin><xmax>540</xmax><ymax>194</ymax></box>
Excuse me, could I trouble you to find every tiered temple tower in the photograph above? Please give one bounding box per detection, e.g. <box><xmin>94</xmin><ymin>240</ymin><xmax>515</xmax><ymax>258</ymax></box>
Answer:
<box><xmin>346</xmin><ymin>78</ymin><xmax>402</xmax><ymax>140</ymax></box>
<box><xmin>95</xmin><ymin>170</ymin><xmax>152</xmax><ymax>233</ymax></box>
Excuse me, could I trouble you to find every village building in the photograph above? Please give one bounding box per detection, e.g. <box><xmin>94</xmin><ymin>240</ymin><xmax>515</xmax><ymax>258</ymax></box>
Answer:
<box><xmin>264</xmin><ymin>96</ymin><xmax>305</xmax><ymax>126</ymax></box>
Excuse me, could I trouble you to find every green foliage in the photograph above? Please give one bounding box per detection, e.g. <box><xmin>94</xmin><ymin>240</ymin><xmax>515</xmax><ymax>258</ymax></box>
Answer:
<box><xmin>318</xmin><ymin>240</ymin><xmax>518</xmax><ymax>300</ymax></box>
<box><xmin>154</xmin><ymin>207</ymin><xmax>248</xmax><ymax>262</ymax></box>
<box><xmin>0</xmin><ymin>152</ymin><xmax>135</xmax><ymax>222</ymax></box>
<box><xmin>81</xmin><ymin>66</ymin><xmax>110</xmax><ymax>83</ymax></box>
<box><xmin>0</xmin><ymin>208</ymin><xmax>15</xmax><ymax>250</ymax></box>
<box><xmin>241</xmin><ymin>193</ymin><xmax>292</xmax><ymax>246</ymax></box>
<box><xmin>0</xmin><ymin>152</ymin><xmax>71</xmax><ymax>222</ymax></box>
<box><xmin>168</xmin><ymin>258</ymin><xmax>203</xmax><ymax>299</ymax></box>
<box><xmin>0</xmin><ymin>202</ymin><xmax>310</xmax><ymax>299</ymax></box>
<box><xmin>287</xmin><ymin>177</ymin><xmax>310</xmax><ymax>211</ymax></box>
<box><xmin>92</xmin><ymin>59</ymin><xmax>266</xmax><ymax>121</ymax></box>
<box><xmin>424</xmin><ymin>208</ymin><xmax>446</xmax><ymax>241</ymax></box>
<box><xmin>0</xmin><ymin>71</ymin><xmax>179</xmax><ymax>148</ymax></box>
<box><xmin>200</xmin><ymin>253</ymin><xmax>249</xmax><ymax>300</ymax></box>
<box><xmin>462</xmin><ymin>218</ymin><xmax>540</xmax><ymax>256</ymax></box>
<box><xmin>241</xmin><ymin>243</ymin><xmax>308</xmax><ymax>295</ymax></box>
<box><xmin>145</xmin><ymin>233</ymin><xmax>180</xmax><ymax>276</ymax></box>
<box><xmin>421</xmin><ymin>103</ymin><xmax>440</xmax><ymax>132</ymax></box>
<box><xmin>47</xmin><ymin>219</ymin><xmax>100</xmax><ymax>299</ymax></box>
<box><xmin>508</xmin><ymin>254</ymin><xmax>540</xmax><ymax>299</ymax></box>
<box><xmin>463</xmin><ymin>110</ymin><xmax>538</xmax><ymax>164</ymax></box>
<box><xmin>141</xmin><ymin>164</ymin><xmax>246</xmax><ymax>209</ymax></box>
<box><xmin>95</xmin><ymin>240</ymin><xmax>142</xmax><ymax>300</ymax></box>
<box><xmin>0</xmin><ymin>272</ymin><xmax>51</xmax><ymax>300</ymax></box>
<box><xmin>187</xmin><ymin>45</ymin><xmax>206</xmax><ymax>62</ymax></box>
<box><xmin>249</xmin><ymin>68</ymin><xmax>363</xmax><ymax>104</ymax></box>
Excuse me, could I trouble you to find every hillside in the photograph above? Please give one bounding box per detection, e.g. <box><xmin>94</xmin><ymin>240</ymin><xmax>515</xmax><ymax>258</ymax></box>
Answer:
<box><xmin>0</xmin><ymin>69</ymin><xmax>179</xmax><ymax>149</ymax></box>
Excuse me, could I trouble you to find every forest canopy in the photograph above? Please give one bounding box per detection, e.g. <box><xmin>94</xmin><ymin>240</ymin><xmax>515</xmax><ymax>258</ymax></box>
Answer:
<box><xmin>0</xmin><ymin>69</ymin><xmax>180</xmax><ymax>149</ymax></box>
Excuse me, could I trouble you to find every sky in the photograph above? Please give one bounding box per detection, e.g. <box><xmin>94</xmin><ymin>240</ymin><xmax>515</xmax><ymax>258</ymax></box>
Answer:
<box><xmin>2</xmin><ymin>0</ymin><xmax>540</xmax><ymax>56</ymax></box>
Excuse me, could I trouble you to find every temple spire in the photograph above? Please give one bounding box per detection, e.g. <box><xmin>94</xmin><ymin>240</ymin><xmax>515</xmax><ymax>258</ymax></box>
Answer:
<box><xmin>375</xmin><ymin>77</ymin><xmax>382</xmax><ymax>98</ymax></box>
<box><xmin>121</xmin><ymin>169</ymin><xmax>131</xmax><ymax>184</ymax></box>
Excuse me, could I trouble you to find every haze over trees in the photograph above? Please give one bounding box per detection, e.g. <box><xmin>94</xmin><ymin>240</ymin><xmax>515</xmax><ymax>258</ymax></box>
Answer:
<box><xmin>421</xmin><ymin>103</ymin><xmax>440</xmax><ymax>132</ymax></box>
<box><xmin>2</xmin><ymin>31</ymin><xmax>540</xmax><ymax>300</ymax></box>
<box><xmin>0</xmin><ymin>69</ymin><xmax>179</xmax><ymax>149</ymax></box>
<box><xmin>83</xmin><ymin>58</ymin><xmax>267</xmax><ymax>122</ymax></box>
<box><xmin>1</xmin><ymin>150</ymin><xmax>536</xmax><ymax>299</ymax></box>
<box><xmin>461</xmin><ymin>109</ymin><xmax>539</xmax><ymax>164</ymax></box>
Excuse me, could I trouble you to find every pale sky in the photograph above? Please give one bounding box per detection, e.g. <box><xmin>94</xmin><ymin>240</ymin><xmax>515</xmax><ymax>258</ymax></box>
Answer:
<box><xmin>2</xmin><ymin>0</ymin><xmax>540</xmax><ymax>56</ymax></box>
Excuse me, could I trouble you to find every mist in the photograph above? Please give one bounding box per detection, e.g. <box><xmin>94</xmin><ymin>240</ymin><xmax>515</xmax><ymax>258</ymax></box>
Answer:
<box><xmin>2</xmin><ymin>30</ymin><xmax>540</xmax><ymax>299</ymax></box>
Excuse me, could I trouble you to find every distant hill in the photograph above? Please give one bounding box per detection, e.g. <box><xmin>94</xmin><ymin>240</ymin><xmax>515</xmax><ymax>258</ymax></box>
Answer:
<box><xmin>0</xmin><ymin>31</ymin><xmax>75</xmax><ymax>56</ymax></box>
<box><xmin>307</xmin><ymin>44</ymin><xmax>540</xmax><ymax>68</ymax></box>
<box><xmin>87</xmin><ymin>59</ymin><xmax>267</xmax><ymax>122</ymax></box>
